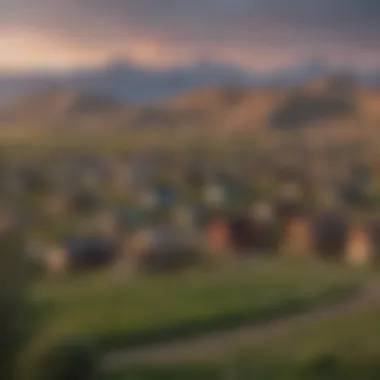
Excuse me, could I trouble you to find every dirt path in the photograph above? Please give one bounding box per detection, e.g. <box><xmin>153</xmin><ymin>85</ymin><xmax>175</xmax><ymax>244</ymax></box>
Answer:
<box><xmin>103</xmin><ymin>281</ymin><xmax>380</xmax><ymax>370</ymax></box>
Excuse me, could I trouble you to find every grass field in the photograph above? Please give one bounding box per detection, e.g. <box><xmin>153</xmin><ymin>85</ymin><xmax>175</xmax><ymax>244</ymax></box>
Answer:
<box><xmin>105</xmin><ymin>364</ymin><xmax>221</xmax><ymax>380</ymax></box>
<box><xmin>232</xmin><ymin>304</ymin><xmax>380</xmax><ymax>379</ymax></box>
<box><xmin>104</xmin><ymin>299</ymin><xmax>380</xmax><ymax>380</ymax></box>
<box><xmin>31</xmin><ymin>258</ymin><xmax>362</xmax><ymax>353</ymax></box>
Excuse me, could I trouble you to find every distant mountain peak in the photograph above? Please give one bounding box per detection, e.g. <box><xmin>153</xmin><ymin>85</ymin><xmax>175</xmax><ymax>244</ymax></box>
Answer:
<box><xmin>0</xmin><ymin>59</ymin><xmax>380</xmax><ymax>107</ymax></box>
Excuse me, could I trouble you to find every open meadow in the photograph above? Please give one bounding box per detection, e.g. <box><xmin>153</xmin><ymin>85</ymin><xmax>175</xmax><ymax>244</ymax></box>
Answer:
<box><xmin>104</xmin><ymin>293</ymin><xmax>380</xmax><ymax>380</ymax></box>
<box><xmin>18</xmin><ymin>257</ymin><xmax>367</xmax><ymax>380</ymax></box>
<box><xmin>31</xmin><ymin>258</ymin><xmax>361</xmax><ymax>350</ymax></box>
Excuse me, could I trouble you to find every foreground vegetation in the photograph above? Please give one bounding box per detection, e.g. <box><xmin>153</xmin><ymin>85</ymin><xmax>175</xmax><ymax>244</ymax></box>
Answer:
<box><xmin>104</xmin><ymin>298</ymin><xmax>380</xmax><ymax>380</ymax></box>
<box><xmin>105</xmin><ymin>364</ymin><xmax>221</xmax><ymax>380</ymax></box>
<box><xmin>30</xmin><ymin>259</ymin><xmax>361</xmax><ymax>352</ymax></box>
<box><xmin>234</xmin><ymin>303</ymin><xmax>380</xmax><ymax>379</ymax></box>
<box><xmin>0</xmin><ymin>231</ymin><xmax>28</xmax><ymax>380</ymax></box>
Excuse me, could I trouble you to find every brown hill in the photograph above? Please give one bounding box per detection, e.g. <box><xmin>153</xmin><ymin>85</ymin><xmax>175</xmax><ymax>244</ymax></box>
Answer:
<box><xmin>165</xmin><ymin>86</ymin><xmax>246</xmax><ymax>110</ymax></box>
<box><xmin>155</xmin><ymin>86</ymin><xmax>287</xmax><ymax>132</ymax></box>
<box><xmin>0</xmin><ymin>89</ymin><xmax>125</xmax><ymax>129</ymax></box>
<box><xmin>307</xmin><ymin>73</ymin><xmax>357</xmax><ymax>95</ymax></box>
<box><xmin>2</xmin><ymin>77</ymin><xmax>380</xmax><ymax>133</ymax></box>
<box><xmin>269</xmin><ymin>92</ymin><xmax>357</xmax><ymax>130</ymax></box>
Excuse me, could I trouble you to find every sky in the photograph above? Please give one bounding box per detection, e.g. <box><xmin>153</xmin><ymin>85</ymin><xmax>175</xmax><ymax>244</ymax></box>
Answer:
<box><xmin>1</xmin><ymin>0</ymin><xmax>380</xmax><ymax>73</ymax></box>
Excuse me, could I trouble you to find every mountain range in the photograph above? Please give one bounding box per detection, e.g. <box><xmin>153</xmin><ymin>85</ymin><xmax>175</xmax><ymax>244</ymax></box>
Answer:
<box><xmin>2</xmin><ymin>71</ymin><xmax>380</xmax><ymax>133</ymax></box>
<box><xmin>2</xmin><ymin>58</ymin><xmax>380</xmax><ymax>106</ymax></box>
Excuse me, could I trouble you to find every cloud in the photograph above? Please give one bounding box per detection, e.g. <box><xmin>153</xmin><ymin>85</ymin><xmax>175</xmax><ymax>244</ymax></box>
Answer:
<box><xmin>1</xmin><ymin>0</ymin><xmax>380</xmax><ymax>70</ymax></box>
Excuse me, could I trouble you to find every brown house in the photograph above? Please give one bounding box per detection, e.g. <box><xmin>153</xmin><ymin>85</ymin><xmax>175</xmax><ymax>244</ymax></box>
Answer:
<box><xmin>281</xmin><ymin>216</ymin><xmax>314</xmax><ymax>259</ymax></box>
<box><xmin>345</xmin><ymin>225</ymin><xmax>373</xmax><ymax>266</ymax></box>
<box><xmin>206</xmin><ymin>218</ymin><xmax>232</xmax><ymax>257</ymax></box>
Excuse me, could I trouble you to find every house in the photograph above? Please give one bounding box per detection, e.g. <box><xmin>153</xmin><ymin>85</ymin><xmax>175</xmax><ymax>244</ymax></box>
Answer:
<box><xmin>251</xmin><ymin>202</ymin><xmax>275</xmax><ymax>223</ymax></box>
<box><xmin>312</xmin><ymin>212</ymin><xmax>349</xmax><ymax>261</ymax></box>
<box><xmin>281</xmin><ymin>215</ymin><xmax>314</xmax><ymax>259</ymax></box>
<box><xmin>44</xmin><ymin>246</ymin><xmax>69</xmax><ymax>274</ymax></box>
<box><xmin>345</xmin><ymin>224</ymin><xmax>373</xmax><ymax>266</ymax></box>
<box><xmin>129</xmin><ymin>224</ymin><xmax>204</xmax><ymax>273</ymax></box>
<box><xmin>43</xmin><ymin>194</ymin><xmax>70</xmax><ymax>218</ymax></box>
<box><xmin>205</xmin><ymin>218</ymin><xmax>232</xmax><ymax>257</ymax></box>
<box><xmin>140</xmin><ymin>186</ymin><xmax>177</xmax><ymax>209</ymax></box>
<box><xmin>91</xmin><ymin>210</ymin><xmax>120</xmax><ymax>237</ymax></box>
<box><xmin>50</xmin><ymin>235</ymin><xmax>120</xmax><ymax>272</ymax></box>
<box><xmin>204</xmin><ymin>183</ymin><xmax>227</xmax><ymax>207</ymax></box>
<box><xmin>273</xmin><ymin>197</ymin><xmax>306</xmax><ymax>224</ymax></box>
<box><xmin>367</xmin><ymin>219</ymin><xmax>380</xmax><ymax>264</ymax></box>
<box><xmin>226</xmin><ymin>215</ymin><xmax>256</xmax><ymax>253</ymax></box>
<box><xmin>67</xmin><ymin>188</ymin><xmax>101</xmax><ymax>216</ymax></box>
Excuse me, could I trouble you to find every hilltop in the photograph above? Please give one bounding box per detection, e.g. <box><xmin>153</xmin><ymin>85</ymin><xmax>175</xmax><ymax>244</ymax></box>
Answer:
<box><xmin>0</xmin><ymin>88</ymin><xmax>127</xmax><ymax>130</ymax></box>
<box><xmin>2</xmin><ymin>74</ymin><xmax>380</xmax><ymax>133</ymax></box>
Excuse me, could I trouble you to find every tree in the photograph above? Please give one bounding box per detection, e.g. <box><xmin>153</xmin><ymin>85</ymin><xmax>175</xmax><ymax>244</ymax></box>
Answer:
<box><xmin>0</xmin><ymin>228</ymin><xmax>27</xmax><ymax>380</ymax></box>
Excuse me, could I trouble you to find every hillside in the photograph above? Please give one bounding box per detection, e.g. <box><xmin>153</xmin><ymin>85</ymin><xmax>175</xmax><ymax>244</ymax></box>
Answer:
<box><xmin>2</xmin><ymin>76</ymin><xmax>380</xmax><ymax>133</ymax></box>
<box><xmin>0</xmin><ymin>89</ymin><xmax>126</xmax><ymax>130</ymax></box>
<box><xmin>0</xmin><ymin>59</ymin><xmax>257</xmax><ymax>106</ymax></box>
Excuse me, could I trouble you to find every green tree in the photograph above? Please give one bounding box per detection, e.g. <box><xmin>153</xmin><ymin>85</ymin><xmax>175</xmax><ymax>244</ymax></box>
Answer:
<box><xmin>0</xmin><ymin>228</ymin><xmax>27</xmax><ymax>380</ymax></box>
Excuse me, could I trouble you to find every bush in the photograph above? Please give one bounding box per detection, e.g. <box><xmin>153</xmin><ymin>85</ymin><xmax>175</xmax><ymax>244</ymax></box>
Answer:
<box><xmin>26</xmin><ymin>256</ymin><xmax>46</xmax><ymax>282</ymax></box>
<box><xmin>0</xmin><ymin>229</ymin><xmax>28</xmax><ymax>380</ymax></box>
<box><xmin>298</xmin><ymin>352</ymin><xmax>340</xmax><ymax>379</ymax></box>
<box><xmin>18</xmin><ymin>337</ymin><xmax>100</xmax><ymax>380</ymax></box>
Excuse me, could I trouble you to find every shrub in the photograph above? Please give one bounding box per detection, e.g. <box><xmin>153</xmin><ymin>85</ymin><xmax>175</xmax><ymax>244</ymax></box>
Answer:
<box><xmin>18</xmin><ymin>337</ymin><xmax>100</xmax><ymax>380</ymax></box>
<box><xmin>0</xmin><ymin>229</ymin><xmax>28</xmax><ymax>380</ymax></box>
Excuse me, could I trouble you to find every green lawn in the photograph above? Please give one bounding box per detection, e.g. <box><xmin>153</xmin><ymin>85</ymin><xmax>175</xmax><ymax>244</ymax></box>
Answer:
<box><xmin>105</xmin><ymin>364</ymin><xmax>221</xmax><ymax>380</ymax></box>
<box><xmin>104</xmin><ymin>301</ymin><xmax>380</xmax><ymax>379</ymax></box>
<box><xmin>31</xmin><ymin>259</ymin><xmax>361</xmax><ymax>352</ymax></box>
<box><xmin>233</xmin><ymin>303</ymin><xmax>380</xmax><ymax>379</ymax></box>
